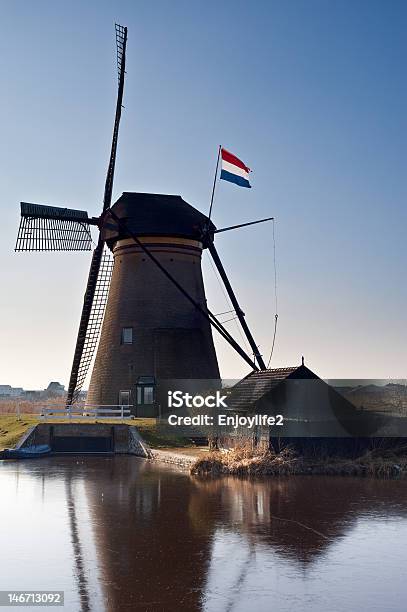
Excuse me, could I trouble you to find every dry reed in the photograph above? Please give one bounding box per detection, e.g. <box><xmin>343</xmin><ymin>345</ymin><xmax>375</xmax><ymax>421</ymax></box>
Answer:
<box><xmin>191</xmin><ymin>443</ymin><xmax>297</xmax><ymax>476</ymax></box>
<box><xmin>190</xmin><ymin>443</ymin><xmax>407</xmax><ymax>479</ymax></box>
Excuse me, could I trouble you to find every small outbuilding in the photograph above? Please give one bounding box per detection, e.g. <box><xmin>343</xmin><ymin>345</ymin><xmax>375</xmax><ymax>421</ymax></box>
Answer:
<box><xmin>219</xmin><ymin>361</ymin><xmax>388</xmax><ymax>457</ymax></box>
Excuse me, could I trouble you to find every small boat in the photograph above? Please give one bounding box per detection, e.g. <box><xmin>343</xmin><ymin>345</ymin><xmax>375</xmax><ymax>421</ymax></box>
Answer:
<box><xmin>0</xmin><ymin>444</ymin><xmax>51</xmax><ymax>460</ymax></box>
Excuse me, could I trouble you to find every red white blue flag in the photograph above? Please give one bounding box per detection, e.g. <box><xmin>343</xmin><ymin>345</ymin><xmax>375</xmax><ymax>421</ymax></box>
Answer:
<box><xmin>220</xmin><ymin>147</ymin><xmax>251</xmax><ymax>188</ymax></box>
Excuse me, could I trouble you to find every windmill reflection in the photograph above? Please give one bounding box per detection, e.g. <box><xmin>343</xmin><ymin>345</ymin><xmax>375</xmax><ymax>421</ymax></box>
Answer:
<box><xmin>84</xmin><ymin>459</ymin><xmax>212</xmax><ymax>611</ymax></box>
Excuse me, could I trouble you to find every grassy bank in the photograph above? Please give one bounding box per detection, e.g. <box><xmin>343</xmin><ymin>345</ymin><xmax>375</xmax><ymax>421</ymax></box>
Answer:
<box><xmin>0</xmin><ymin>415</ymin><xmax>38</xmax><ymax>450</ymax></box>
<box><xmin>0</xmin><ymin>415</ymin><xmax>192</xmax><ymax>451</ymax></box>
<box><xmin>190</xmin><ymin>445</ymin><xmax>407</xmax><ymax>478</ymax></box>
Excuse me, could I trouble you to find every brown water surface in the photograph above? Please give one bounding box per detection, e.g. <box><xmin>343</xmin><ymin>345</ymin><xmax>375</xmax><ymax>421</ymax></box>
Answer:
<box><xmin>1</xmin><ymin>456</ymin><xmax>406</xmax><ymax>611</ymax></box>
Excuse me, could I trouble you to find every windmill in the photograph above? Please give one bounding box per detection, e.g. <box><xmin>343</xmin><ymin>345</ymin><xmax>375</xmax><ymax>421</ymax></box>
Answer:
<box><xmin>15</xmin><ymin>25</ymin><xmax>272</xmax><ymax>416</ymax></box>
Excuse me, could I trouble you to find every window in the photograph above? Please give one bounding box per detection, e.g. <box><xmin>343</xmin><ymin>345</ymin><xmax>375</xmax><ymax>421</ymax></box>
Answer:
<box><xmin>143</xmin><ymin>386</ymin><xmax>154</xmax><ymax>405</ymax></box>
<box><xmin>121</xmin><ymin>327</ymin><xmax>133</xmax><ymax>344</ymax></box>
<box><xmin>136</xmin><ymin>376</ymin><xmax>155</xmax><ymax>405</ymax></box>
<box><xmin>119</xmin><ymin>390</ymin><xmax>131</xmax><ymax>406</ymax></box>
<box><xmin>136</xmin><ymin>386</ymin><xmax>154</xmax><ymax>405</ymax></box>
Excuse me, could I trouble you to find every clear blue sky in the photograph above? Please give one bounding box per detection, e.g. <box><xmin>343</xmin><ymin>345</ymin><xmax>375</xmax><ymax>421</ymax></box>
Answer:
<box><xmin>0</xmin><ymin>0</ymin><xmax>406</xmax><ymax>388</ymax></box>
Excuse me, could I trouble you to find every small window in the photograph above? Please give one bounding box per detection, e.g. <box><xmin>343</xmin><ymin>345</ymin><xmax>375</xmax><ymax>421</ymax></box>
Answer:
<box><xmin>121</xmin><ymin>327</ymin><xmax>133</xmax><ymax>344</ymax></box>
<box><xmin>119</xmin><ymin>390</ymin><xmax>131</xmax><ymax>406</ymax></box>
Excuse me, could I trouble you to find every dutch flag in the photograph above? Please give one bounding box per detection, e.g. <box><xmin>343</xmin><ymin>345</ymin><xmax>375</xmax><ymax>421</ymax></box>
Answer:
<box><xmin>220</xmin><ymin>147</ymin><xmax>251</xmax><ymax>188</ymax></box>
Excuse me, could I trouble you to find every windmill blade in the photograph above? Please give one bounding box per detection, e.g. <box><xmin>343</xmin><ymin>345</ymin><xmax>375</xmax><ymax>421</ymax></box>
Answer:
<box><xmin>115</xmin><ymin>23</ymin><xmax>127</xmax><ymax>85</ymax></box>
<box><xmin>67</xmin><ymin>244</ymin><xmax>113</xmax><ymax>405</ymax></box>
<box><xmin>15</xmin><ymin>202</ymin><xmax>95</xmax><ymax>252</ymax></box>
<box><xmin>66</xmin><ymin>24</ymin><xmax>128</xmax><ymax>406</ymax></box>
<box><xmin>103</xmin><ymin>24</ymin><xmax>127</xmax><ymax>211</ymax></box>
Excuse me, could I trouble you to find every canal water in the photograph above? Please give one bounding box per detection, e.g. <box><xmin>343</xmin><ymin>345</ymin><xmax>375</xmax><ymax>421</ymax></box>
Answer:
<box><xmin>1</xmin><ymin>456</ymin><xmax>406</xmax><ymax>611</ymax></box>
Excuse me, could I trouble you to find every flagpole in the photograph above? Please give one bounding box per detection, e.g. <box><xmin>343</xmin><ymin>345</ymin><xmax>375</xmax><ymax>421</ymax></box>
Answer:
<box><xmin>208</xmin><ymin>145</ymin><xmax>221</xmax><ymax>222</ymax></box>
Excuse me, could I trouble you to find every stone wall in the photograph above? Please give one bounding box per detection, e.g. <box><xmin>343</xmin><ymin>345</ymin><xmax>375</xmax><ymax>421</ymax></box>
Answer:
<box><xmin>149</xmin><ymin>449</ymin><xmax>196</xmax><ymax>470</ymax></box>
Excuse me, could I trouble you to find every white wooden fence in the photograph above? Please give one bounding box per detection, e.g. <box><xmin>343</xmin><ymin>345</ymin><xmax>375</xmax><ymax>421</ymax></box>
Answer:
<box><xmin>39</xmin><ymin>405</ymin><xmax>132</xmax><ymax>420</ymax></box>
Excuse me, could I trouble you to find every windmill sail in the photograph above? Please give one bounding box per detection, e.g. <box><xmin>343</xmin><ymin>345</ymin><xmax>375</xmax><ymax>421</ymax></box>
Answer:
<box><xmin>67</xmin><ymin>246</ymin><xmax>113</xmax><ymax>404</ymax></box>
<box><xmin>15</xmin><ymin>202</ymin><xmax>93</xmax><ymax>251</ymax></box>
<box><xmin>102</xmin><ymin>23</ymin><xmax>127</xmax><ymax>212</ymax></box>
<box><xmin>66</xmin><ymin>24</ymin><xmax>128</xmax><ymax>406</ymax></box>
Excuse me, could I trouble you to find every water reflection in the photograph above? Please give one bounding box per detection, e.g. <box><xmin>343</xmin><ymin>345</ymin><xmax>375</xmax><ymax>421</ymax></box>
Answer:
<box><xmin>84</xmin><ymin>458</ymin><xmax>212</xmax><ymax>611</ymax></box>
<box><xmin>1</xmin><ymin>457</ymin><xmax>407</xmax><ymax>612</ymax></box>
<box><xmin>65</xmin><ymin>477</ymin><xmax>91</xmax><ymax>612</ymax></box>
<box><xmin>191</xmin><ymin>476</ymin><xmax>407</xmax><ymax>563</ymax></box>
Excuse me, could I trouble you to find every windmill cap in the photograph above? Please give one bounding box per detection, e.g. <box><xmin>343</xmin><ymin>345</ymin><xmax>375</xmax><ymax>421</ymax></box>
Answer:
<box><xmin>102</xmin><ymin>192</ymin><xmax>216</xmax><ymax>244</ymax></box>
